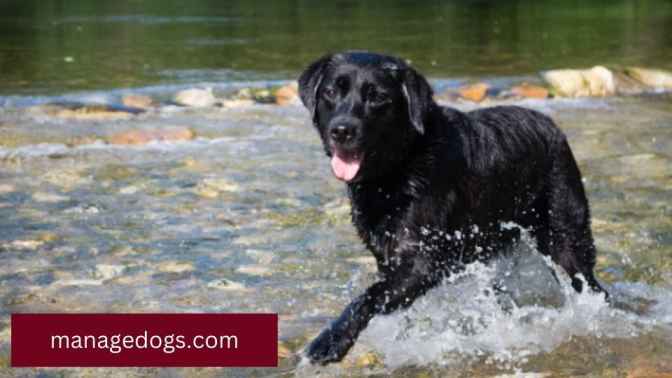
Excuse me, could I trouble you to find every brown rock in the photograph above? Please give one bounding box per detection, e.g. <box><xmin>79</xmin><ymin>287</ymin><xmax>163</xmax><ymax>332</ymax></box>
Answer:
<box><xmin>30</xmin><ymin>103</ymin><xmax>141</xmax><ymax>121</ymax></box>
<box><xmin>108</xmin><ymin>127</ymin><xmax>195</xmax><ymax>145</ymax></box>
<box><xmin>277</xmin><ymin>342</ymin><xmax>292</xmax><ymax>359</ymax></box>
<box><xmin>458</xmin><ymin>83</ymin><xmax>489</xmax><ymax>102</ymax></box>
<box><xmin>511</xmin><ymin>83</ymin><xmax>549</xmax><ymax>99</ymax></box>
<box><xmin>274</xmin><ymin>83</ymin><xmax>299</xmax><ymax>105</ymax></box>
<box><xmin>122</xmin><ymin>94</ymin><xmax>155</xmax><ymax>109</ymax></box>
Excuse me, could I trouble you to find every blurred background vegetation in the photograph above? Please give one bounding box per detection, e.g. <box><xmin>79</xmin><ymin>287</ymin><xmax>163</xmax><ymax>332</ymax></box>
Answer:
<box><xmin>0</xmin><ymin>0</ymin><xmax>671</xmax><ymax>94</ymax></box>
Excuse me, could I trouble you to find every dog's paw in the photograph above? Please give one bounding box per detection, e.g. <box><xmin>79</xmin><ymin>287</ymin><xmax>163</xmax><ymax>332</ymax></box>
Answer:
<box><xmin>306</xmin><ymin>327</ymin><xmax>354</xmax><ymax>365</ymax></box>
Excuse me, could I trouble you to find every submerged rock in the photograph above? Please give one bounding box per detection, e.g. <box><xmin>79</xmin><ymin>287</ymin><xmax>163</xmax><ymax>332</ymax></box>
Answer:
<box><xmin>95</xmin><ymin>264</ymin><xmax>126</xmax><ymax>280</ymax></box>
<box><xmin>237</xmin><ymin>264</ymin><xmax>272</xmax><ymax>276</ymax></box>
<box><xmin>543</xmin><ymin>66</ymin><xmax>615</xmax><ymax>97</ymax></box>
<box><xmin>625</xmin><ymin>67</ymin><xmax>672</xmax><ymax>90</ymax></box>
<box><xmin>458</xmin><ymin>83</ymin><xmax>489</xmax><ymax>102</ymax></box>
<box><xmin>32</xmin><ymin>192</ymin><xmax>69</xmax><ymax>203</ymax></box>
<box><xmin>157</xmin><ymin>261</ymin><xmax>194</xmax><ymax>273</ymax></box>
<box><xmin>28</xmin><ymin>103</ymin><xmax>145</xmax><ymax>120</ymax></box>
<box><xmin>194</xmin><ymin>177</ymin><xmax>240</xmax><ymax>198</ymax></box>
<box><xmin>66</xmin><ymin>135</ymin><xmax>102</xmax><ymax>147</ymax></box>
<box><xmin>353</xmin><ymin>351</ymin><xmax>384</xmax><ymax>368</ymax></box>
<box><xmin>1</xmin><ymin>239</ymin><xmax>44</xmax><ymax>252</ymax></box>
<box><xmin>510</xmin><ymin>83</ymin><xmax>550</xmax><ymax>99</ymax></box>
<box><xmin>122</xmin><ymin>94</ymin><xmax>156</xmax><ymax>109</ymax></box>
<box><xmin>174</xmin><ymin>88</ymin><xmax>218</xmax><ymax>107</ymax></box>
<box><xmin>206</xmin><ymin>278</ymin><xmax>246</xmax><ymax>291</ymax></box>
<box><xmin>107</xmin><ymin>127</ymin><xmax>195</xmax><ymax>145</ymax></box>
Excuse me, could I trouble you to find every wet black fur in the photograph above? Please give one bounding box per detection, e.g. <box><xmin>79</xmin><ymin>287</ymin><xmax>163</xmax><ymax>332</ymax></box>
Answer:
<box><xmin>298</xmin><ymin>51</ymin><xmax>606</xmax><ymax>365</ymax></box>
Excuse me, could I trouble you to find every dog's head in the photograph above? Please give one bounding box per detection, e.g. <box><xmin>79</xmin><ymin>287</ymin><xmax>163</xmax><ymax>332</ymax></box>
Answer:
<box><xmin>299</xmin><ymin>51</ymin><xmax>434</xmax><ymax>183</ymax></box>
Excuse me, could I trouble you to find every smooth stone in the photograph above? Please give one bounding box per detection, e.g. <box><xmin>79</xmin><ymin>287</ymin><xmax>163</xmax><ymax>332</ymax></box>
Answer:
<box><xmin>53</xmin><ymin>279</ymin><xmax>103</xmax><ymax>287</ymax></box>
<box><xmin>195</xmin><ymin>187</ymin><xmax>219</xmax><ymax>199</ymax></box>
<box><xmin>119</xmin><ymin>185</ymin><xmax>140</xmax><ymax>194</ymax></box>
<box><xmin>510</xmin><ymin>83</ymin><xmax>550</xmax><ymax>99</ymax></box>
<box><xmin>37</xmin><ymin>232</ymin><xmax>59</xmax><ymax>243</ymax></box>
<box><xmin>221</xmin><ymin>99</ymin><xmax>255</xmax><ymax>108</ymax></box>
<box><xmin>197</xmin><ymin>178</ymin><xmax>240</xmax><ymax>193</ymax></box>
<box><xmin>174</xmin><ymin>88</ymin><xmax>218</xmax><ymax>107</ymax></box>
<box><xmin>584</xmin><ymin>66</ymin><xmax>616</xmax><ymax>96</ymax></box>
<box><xmin>625</xmin><ymin>67</ymin><xmax>672</xmax><ymax>90</ymax></box>
<box><xmin>107</xmin><ymin>127</ymin><xmax>195</xmax><ymax>145</ymax></box>
<box><xmin>458</xmin><ymin>83</ymin><xmax>489</xmax><ymax>102</ymax></box>
<box><xmin>95</xmin><ymin>264</ymin><xmax>126</xmax><ymax>280</ymax></box>
<box><xmin>157</xmin><ymin>261</ymin><xmax>194</xmax><ymax>273</ymax></box>
<box><xmin>122</xmin><ymin>94</ymin><xmax>156</xmax><ymax>109</ymax></box>
<box><xmin>32</xmin><ymin>192</ymin><xmax>69</xmax><ymax>203</ymax></box>
<box><xmin>274</xmin><ymin>83</ymin><xmax>299</xmax><ymax>105</ymax></box>
<box><xmin>2</xmin><ymin>240</ymin><xmax>44</xmax><ymax>251</ymax></box>
<box><xmin>64</xmin><ymin>205</ymin><xmax>100</xmax><ymax>214</ymax></box>
<box><xmin>28</xmin><ymin>103</ymin><xmax>144</xmax><ymax>120</ymax></box>
<box><xmin>237</xmin><ymin>265</ymin><xmax>272</xmax><ymax>276</ymax></box>
<box><xmin>543</xmin><ymin>66</ymin><xmax>615</xmax><ymax>97</ymax></box>
<box><xmin>42</xmin><ymin>168</ymin><xmax>90</xmax><ymax>190</ymax></box>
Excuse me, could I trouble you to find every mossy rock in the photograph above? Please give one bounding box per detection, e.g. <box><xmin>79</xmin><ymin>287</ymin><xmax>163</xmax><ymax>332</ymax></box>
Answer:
<box><xmin>94</xmin><ymin>164</ymin><xmax>139</xmax><ymax>181</ymax></box>
<box><xmin>266</xmin><ymin>208</ymin><xmax>348</xmax><ymax>228</ymax></box>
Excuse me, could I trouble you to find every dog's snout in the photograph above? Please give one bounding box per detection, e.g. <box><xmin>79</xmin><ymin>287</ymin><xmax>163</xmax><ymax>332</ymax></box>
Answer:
<box><xmin>329</xmin><ymin>124</ymin><xmax>357</xmax><ymax>144</ymax></box>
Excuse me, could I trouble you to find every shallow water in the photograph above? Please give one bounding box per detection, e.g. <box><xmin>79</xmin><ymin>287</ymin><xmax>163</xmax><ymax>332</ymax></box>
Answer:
<box><xmin>1</xmin><ymin>1</ymin><xmax>672</xmax><ymax>375</ymax></box>
<box><xmin>0</xmin><ymin>83</ymin><xmax>671</xmax><ymax>376</ymax></box>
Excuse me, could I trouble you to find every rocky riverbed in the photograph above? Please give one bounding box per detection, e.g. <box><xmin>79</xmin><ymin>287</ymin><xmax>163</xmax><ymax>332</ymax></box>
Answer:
<box><xmin>0</xmin><ymin>74</ymin><xmax>671</xmax><ymax>377</ymax></box>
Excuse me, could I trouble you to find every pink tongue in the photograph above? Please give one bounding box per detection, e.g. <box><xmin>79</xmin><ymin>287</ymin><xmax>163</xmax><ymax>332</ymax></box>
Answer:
<box><xmin>331</xmin><ymin>153</ymin><xmax>361</xmax><ymax>182</ymax></box>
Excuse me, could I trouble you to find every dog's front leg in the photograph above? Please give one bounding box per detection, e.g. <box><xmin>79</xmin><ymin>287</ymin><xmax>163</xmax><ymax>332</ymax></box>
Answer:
<box><xmin>306</xmin><ymin>255</ymin><xmax>440</xmax><ymax>365</ymax></box>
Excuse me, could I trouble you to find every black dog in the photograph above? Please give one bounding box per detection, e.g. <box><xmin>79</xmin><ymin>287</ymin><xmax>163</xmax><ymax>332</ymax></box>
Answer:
<box><xmin>298</xmin><ymin>51</ymin><xmax>606</xmax><ymax>365</ymax></box>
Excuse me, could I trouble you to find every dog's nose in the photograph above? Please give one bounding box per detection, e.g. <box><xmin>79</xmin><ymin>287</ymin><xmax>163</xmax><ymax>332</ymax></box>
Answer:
<box><xmin>330</xmin><ymin>124</ymin><xmax>356</xmax><ymax>144</ymax></box>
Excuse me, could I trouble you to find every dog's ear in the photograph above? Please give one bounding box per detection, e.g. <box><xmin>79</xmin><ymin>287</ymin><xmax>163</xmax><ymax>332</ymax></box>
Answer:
<box><xmin>401</xmin><ymin>67</ymin><xmax>434</xmax><ymax>135</ymax></box>
<box><xmin>298</xmin><ymin>54</ymin><xmax>333</xmax><ymax>124</ymax></box>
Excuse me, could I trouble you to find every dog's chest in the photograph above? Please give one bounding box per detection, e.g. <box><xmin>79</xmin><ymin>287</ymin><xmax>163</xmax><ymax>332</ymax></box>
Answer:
<box><xmin>348</xmin><ymin>184</ymin><xmax>410</xmax><ymax>260</ymax></box>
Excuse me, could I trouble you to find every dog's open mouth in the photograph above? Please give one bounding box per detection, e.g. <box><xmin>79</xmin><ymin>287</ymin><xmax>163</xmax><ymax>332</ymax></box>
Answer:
<box><xmin>331</xmin><ymin>149</ymin><xmax>362</xmax><ymax>182</ymax></box>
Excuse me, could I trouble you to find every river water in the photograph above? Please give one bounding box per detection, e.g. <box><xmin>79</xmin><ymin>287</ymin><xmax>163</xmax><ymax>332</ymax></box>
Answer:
<box><xmin>1</xmin><ymin>1</ymin><xmax>671</xmax><ymax>377</ymax></box>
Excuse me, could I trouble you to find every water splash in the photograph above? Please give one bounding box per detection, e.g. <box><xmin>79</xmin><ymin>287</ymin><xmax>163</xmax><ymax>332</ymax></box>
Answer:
<box><xmin>360</xmin><ymin>225</ymin><xmax>672</xmax><ymax>370</ymax></box>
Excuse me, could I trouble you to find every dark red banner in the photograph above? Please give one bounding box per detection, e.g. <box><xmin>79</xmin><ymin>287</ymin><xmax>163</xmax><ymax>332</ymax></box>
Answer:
<box><xmin>11</xmin><ymin>313</ymin><xmax>278</xmax><ymax>367</ymax></box>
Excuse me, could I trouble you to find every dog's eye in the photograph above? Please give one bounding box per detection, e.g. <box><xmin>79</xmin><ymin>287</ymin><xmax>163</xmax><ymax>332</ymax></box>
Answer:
<box><xmin>323</xmin><ymin>87</ymin><xmax>337</xmax><ymax>99</ymax></box>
